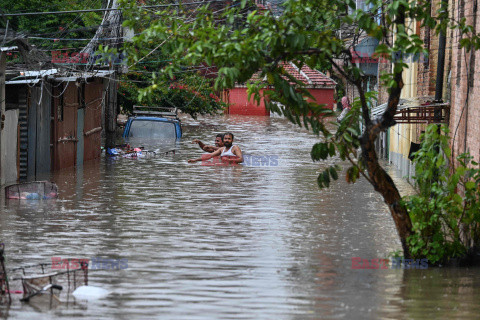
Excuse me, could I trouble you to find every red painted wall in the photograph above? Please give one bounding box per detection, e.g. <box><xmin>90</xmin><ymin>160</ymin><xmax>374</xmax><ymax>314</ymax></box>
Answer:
<box><xmin>308</xmin><ymin>88</ymin><xmax>335</xmax><ymax>109</ymax></box>
<box><xmin>225</xmin><ymin>87</ymin><xmax>335</xmax><ymax>116</ymax></box>
<box><xmin>226</xmin><ymin>88</ymin><xmax>270</xmax><ymax>116</ymax></box>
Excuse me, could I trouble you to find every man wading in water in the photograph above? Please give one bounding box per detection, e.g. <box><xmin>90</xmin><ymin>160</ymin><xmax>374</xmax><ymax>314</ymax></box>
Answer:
<box><xmin>188</xmin><ymin>132</ymin><xmax>243</xmax><ymax>164</ymax></box>
<box><xmin>192</xmin><ymin>134</ymin><xmax>224</xmax><ymax>153</ymax></box>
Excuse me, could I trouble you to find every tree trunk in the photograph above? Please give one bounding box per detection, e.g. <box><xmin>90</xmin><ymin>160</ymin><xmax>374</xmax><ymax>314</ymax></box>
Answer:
<box><xmin>355</xmin><ymin>3</ymin><xmax>413</xmax><ymax>258</ymax></box>
<box><xmin>361</xmin><ymin>129</ymin><xmax>413</xmax><ymax>258</ymax></box>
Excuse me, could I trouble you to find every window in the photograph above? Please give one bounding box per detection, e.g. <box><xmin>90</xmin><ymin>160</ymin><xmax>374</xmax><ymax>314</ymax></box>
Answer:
<box><xmin>127</xmin><ymin>120</ymin><xmax>177</xmax><ymax>139</ymax></box>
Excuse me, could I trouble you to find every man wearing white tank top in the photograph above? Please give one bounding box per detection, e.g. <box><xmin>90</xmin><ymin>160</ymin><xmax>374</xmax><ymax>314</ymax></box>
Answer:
<box><xmin>188</xmin><ymin>132</ymin><xmax>243</xmax><ymax>164</ymax></box>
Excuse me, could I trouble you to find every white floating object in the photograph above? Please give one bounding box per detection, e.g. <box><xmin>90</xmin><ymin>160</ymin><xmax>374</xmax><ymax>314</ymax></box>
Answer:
<box><xmin>72</xmin><ymin>285</ymin><xmax>109</xmax><ymax>300</ymax></box>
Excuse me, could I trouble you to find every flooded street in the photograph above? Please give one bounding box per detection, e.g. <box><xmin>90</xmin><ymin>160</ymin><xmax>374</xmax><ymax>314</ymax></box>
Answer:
<box><xmin>1</xmin><ymin>115</ymin><xmax>480</xmax><ymax>319</ymax></box>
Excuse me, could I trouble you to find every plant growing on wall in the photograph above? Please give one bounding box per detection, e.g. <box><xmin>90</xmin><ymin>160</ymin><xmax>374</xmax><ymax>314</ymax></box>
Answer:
<box><xmin>404</xmin><ymin>125</ymin><xmax>480</xmax><ymax>264</ymax></box>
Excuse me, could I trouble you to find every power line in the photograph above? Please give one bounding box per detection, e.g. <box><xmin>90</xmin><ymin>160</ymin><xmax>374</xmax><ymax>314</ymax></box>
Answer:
<box><xmin>0</xmin><ymin>0</ymin><xmax>226</xmax><ymax>17</ymax></box>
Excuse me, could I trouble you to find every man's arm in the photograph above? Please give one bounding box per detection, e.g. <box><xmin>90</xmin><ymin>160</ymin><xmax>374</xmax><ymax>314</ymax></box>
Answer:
<box><xmin>192</xmin><ymin>139</ymin><xmax>219</xmax><ymax>153</ymax></box>
<box><xmin>203</xmin><ymin>145</ymin><xmax>219</xmax><ymax>153</ymax></box>
<box><xmin>192</xmin><ymin>139</ymin><xmax>206</xmax><ymax>151</ymax></box>
<box><xmin>188</xmin><ymin>148</ymin><xmax>223</xmax><ymax>163</ymax></box>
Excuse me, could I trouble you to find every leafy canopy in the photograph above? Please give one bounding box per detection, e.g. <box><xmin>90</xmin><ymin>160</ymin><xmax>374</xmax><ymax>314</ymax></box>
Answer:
<box><xmin>1</xmin><ymin>0</ymin><xmax>103</xmax><ymax>50</ymax></box>
<box><xmin>118</xmin><ymin>0</ymin><xmax>443</xmax><ymax>183</ymax></box>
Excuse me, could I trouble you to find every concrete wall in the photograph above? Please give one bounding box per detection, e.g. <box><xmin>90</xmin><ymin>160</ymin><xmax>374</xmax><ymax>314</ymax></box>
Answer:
<box><xmin>389</xmin><ymin>150</ymin><xmax>416</xmax><ymax>183</ymax></box>
<box><xmin>3</xmin><ymin>109</ymin><xmax>18</xmax><ymax>184</ymax></box>
<box><xmin>386</xmin><ymin>17</ymin><xmax>420</xmax><ymax>180</ymax></box>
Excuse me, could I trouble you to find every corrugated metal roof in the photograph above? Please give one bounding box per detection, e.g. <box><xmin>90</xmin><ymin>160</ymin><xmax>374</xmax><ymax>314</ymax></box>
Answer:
<box><xmin>0</xmin><ymin>46</ymin><xmax>18</xmax><ymax>52</ymax></box>
<box><xmin>7</xmin><ymin>69</ymin><xmax>113</xmax><ymax>82</ymax></box>
<box><xmin>51</xmin><ymin>70</ymin><xmax>114</xmax><ymax>81</ymax></box>
<box><xmin>5</xmin><ymin>79</ymin><xmax>41</xmax><ymax>85</ymax></box>
<box><xmin>23</xmin><ymin>69</ymin><xmax>58</xmax><ymax>77</ymax></box>
<box><xmin>371</xmin><ymin>96</ymin><xmax>437</xmax><ymax>118</ymax></box>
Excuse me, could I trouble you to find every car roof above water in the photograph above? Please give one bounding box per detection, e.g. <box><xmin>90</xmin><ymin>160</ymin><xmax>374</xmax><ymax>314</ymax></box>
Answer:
<box><xmin>129</xmin><ymin>116</ymin><xmax>180</xmax><ymax>122</ymax></box>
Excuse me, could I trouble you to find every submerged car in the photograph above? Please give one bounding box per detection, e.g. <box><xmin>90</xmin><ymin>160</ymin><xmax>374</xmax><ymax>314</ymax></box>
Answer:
<box><xmin>122</xmin><ymin>106</ymin><xmax>182</xmax><ymax>140</ymax></box>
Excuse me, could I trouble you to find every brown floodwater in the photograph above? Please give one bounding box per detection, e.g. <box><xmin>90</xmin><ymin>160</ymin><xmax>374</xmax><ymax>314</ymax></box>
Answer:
<box><xmin>1</xmin><ymin>115</ymin><xmax>480</xmax><ymax>319</ymax></box>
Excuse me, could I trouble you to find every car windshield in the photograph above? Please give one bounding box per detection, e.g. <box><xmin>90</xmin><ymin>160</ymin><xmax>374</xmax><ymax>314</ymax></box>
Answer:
<box><xmin>128</xmin><ymin>120</ymin><xmax>176</xmax><ymax>139</ymax></box>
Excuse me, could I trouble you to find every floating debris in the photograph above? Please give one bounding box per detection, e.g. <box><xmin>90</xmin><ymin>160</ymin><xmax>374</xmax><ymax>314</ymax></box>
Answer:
<box><xmin>5</xmin><ymin>181</ymin><xmax>58</xmax><ymax>200</ymax></box>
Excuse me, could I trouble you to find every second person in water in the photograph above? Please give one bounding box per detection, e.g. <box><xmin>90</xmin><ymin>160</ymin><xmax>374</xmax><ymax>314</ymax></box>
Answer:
<box><xmin>188</xmin><ymin>132</ymin><xmax>243</xmax><ymax>164</ymax></box>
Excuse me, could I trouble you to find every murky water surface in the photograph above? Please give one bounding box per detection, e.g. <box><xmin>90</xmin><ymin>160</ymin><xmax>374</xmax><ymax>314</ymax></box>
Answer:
<box><xmin>1</xmin><ymin>115</ymin><xmax>480</xmax><ymax>319</ymax></box>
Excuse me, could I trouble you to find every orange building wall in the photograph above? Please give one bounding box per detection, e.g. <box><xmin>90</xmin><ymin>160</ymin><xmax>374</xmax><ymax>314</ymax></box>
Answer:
<box><xmin>308</xmin><ymin>88</ymin><xmax>335</xmax><ymax>109</ymax></box>
<box><xmin>226</xmin><ymin>87</ymin><xmax>335</xmax><ymax>116</ymax></box>
<box><xmin>226</xmin><ymin>88</ymin><xmax>270</xmax><ymax>116</ymax></box>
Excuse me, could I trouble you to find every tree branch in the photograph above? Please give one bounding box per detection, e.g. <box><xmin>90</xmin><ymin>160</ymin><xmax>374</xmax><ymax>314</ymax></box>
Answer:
<box><xmin>355</xmin><ymin>80</ymin><xmax>372</xmax><ymax>126</ymax></box>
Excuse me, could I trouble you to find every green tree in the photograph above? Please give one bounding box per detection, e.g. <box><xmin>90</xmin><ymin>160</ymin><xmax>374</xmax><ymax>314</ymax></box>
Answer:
<box><xmin>0</xmin><ymin>0</ymin><xmax>103</xmax><ymax>51</ymax></box>
<box><xmin>118</xmin><ymin>68</ymin><xmax>226</xmax><ymax>117</ymax></box>
<box><xmin>120</xmin><ymin>0</ymin><xmax>480</xmax><ymax>261</ymax></box>
<box><xmin>116</xmin><ymin>48</ymin><xmax>225</xmax><ymax>117</ymax></box>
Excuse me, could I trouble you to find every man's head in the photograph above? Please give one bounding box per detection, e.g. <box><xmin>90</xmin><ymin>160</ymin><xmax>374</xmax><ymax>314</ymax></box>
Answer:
<box><xmin>215</xmin><ymin>134</ymin><xmax>225</xmax><ymax>147</ymax></box>
<box><xmin>223</xmin><ymin>132</ymin><xmax>234</xmax><ymax>148</ymax></box>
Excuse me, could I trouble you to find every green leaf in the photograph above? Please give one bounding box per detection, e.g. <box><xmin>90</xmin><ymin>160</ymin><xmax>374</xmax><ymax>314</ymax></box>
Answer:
<box><xmin>328</xmin><ymin>143</ymin><xmax>336</xmax><ymax>157</ymax></box>
<box><xmin>343</xmin><ymin>132</ymin><xmax>353</xmax><ymax>143</ymax></box>
<box><xmin>317</xmin><ymin>173</ymin><xmax>325</xmax><ymax>188</ymax></box>
<box><xmin>329</xmin><ymin>166</ymin><xmax>338</xmax><ymax>180</ymax></box>
<box><xmin>322</xmin><ymin>170</ymin><xmax>331</xmax><ymax>187</ymax></box>
<box><xmin>311</xmin><ymin>142</ymin><xmax>329</xmax><ymax>161</ymax></box>
<box><xmin>465</xmin><ymin>181</ymin><xmax>476</xmax><ymax>190</ymax></box>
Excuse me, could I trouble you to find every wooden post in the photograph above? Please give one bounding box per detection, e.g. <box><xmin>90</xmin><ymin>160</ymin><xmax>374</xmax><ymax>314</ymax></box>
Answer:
<box><xmin>105</xmin><ymin>70</ymin><xmax>117</xmax><ymax>149</ymax></box>
<box><xmin>0</xmin><ymin>51</ymin><xmax>6</xmax><ymax>186</ymax></box>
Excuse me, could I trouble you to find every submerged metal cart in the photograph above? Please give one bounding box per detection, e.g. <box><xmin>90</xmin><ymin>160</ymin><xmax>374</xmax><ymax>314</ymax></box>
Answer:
<box><xmin>5</xmin><ymin>181</ymin><xmax>58</xmax><ymax>200</ymax></box>
<box><xmin>1</xmin><ymin>255</ymin><xmax>88</xmax><ymax>304</ymax></box>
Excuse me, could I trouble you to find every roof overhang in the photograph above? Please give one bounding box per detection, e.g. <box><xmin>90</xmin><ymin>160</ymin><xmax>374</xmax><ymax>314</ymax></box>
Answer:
<box><xmin>0</xmin><ymin>46</ymin><xmax>18</xmax><ymax>52</ymax></box>
<box><xmin>50</xmin><ymin>70</ymin><xmax>114</xmax><ymax>82</ymax></box>
<box><xmin>372</xmin><ymin>97</ymin><xmax>450</xmax><ymax>124</ymax></box>
<box><xmin>6</xmin><ymin>79</ymin><xmax>41</xmax><ymax>85</ymax></box>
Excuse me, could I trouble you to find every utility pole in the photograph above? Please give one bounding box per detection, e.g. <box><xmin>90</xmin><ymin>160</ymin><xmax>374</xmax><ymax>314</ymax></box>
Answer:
<box><xmin>82</xmin><ymin>0</ymin><xmax>121</xmax><ymax>149</ymax></box>
<box><xmin>106</xmin><ymin>67</ymin><xmax>118</xmax><ymax>149</ymax></box>
<box><xmin>434</xmin><ymin>0</ymin><xmax>447</xmax><ymax>122</ymax></box>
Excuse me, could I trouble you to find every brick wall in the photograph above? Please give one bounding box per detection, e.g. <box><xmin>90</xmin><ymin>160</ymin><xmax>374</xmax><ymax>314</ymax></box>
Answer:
<box><xmin>449</xmin><ymin>0</ymin><xmax>480</xmax><ymax>163</ymax></box>
<box><xmin>377</xmin><ymin>60</ymin><xmax>392</xmax><ymax>105</ymax></box>
<box><xmin>416</xmin><ymin>21</ymin><xmax>438</xmax><ymax>97</ymax></box>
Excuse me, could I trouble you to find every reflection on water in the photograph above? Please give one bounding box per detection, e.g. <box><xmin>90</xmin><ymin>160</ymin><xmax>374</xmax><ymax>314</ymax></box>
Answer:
<box><xmin>1</xmin><ymin>115</ymin><xmax>480</xmax><ymax>319</ymax></box>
